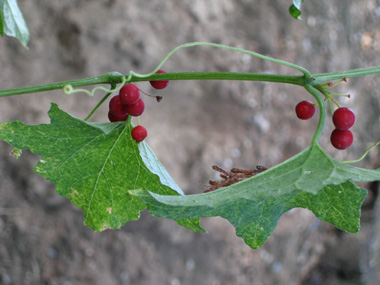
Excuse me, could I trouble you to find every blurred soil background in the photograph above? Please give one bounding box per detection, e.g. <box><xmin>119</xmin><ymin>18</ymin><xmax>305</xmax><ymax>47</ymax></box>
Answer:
<box><xmin>1</xmin><ymin>0</ymin><xmax>380</xmax><ymax>284</ymax></box>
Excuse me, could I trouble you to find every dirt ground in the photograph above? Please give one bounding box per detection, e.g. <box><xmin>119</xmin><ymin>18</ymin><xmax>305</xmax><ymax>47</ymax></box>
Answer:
<box><xmin>1</xmin><ymin>1</ymin><xmax>380</xmax><ymax>284</ymax></box>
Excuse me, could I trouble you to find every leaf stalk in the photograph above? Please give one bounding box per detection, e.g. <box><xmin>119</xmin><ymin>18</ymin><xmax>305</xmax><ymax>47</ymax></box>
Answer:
<box><xmin>304</xmin><ymin>84</ymin><xmax>326</xmax><ymax>144</ymax></box>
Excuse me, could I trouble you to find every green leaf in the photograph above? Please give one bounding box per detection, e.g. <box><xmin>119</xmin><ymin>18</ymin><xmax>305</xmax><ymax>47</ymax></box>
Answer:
<box><xmin>0</xmin><ymin>0</ymin><xmax>29</xmax><ymax>47</ymax></box>
<box><xmin>0</xmin><ymin>103</ymin><xmax>203</xmax><ymax>232</ymax></box>
<box><xmin>133</xmin><ymin>182</ymin><xmax>367</xmax><ymax>249</ymax></box>
<box><xmin>130</xmin><ymin>144</ymin><xmax>380</xmax><ymax>249</ymax></box>
<box><xmin>289</xmin><ymin>0</ymin><xmax>307</xmax><ymax>20</ymax></box>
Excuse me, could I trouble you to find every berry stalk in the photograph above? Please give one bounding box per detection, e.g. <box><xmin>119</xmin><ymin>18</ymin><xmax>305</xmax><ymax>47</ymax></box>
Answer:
<box><xmin>84</xmin><ymin>83</ymin><xmax>116</xmax><ymax>121</ymax></box>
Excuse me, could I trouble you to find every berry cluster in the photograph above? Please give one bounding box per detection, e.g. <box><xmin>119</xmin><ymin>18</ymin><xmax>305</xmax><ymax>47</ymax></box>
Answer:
<box><xmin>294</xmin><ymin>77</ymin><xmax>355</xmax><ymax>150</ymax></box>
<box><xmin>295</xmin><ymin>101</ymin><xmax>355</xmax><ymax>150</ymax></box>
<box><xmin>108</xmin><ymin>69</ymin><xmax>169</xmax><ymax>142</ymax></box>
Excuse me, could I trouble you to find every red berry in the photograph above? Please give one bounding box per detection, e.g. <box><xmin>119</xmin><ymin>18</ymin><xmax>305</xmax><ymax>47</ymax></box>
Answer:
<box><xmin>126</xmin><ymin>98</ymin><xmax>145</xmax><ymax>116</ymax></box>
<box><xmin>108</xmin><ymin>111</ymin><xmax>128</xmax><ymax>122</ymax></box>
<box><xmin>295</xmin><ymin>100</ymin><xmax>315</xmax><ymax>120</ymax></box>
<box><xmin>149</xmin><ymin>69</ymin><xmax>169</xmax><ymax>90</ymax></box>
<box><xmin>109</xmin><ymin>95</ymin><xmax>128</xmax><ymax>117</ymax></box>
<box><xmin>330</xmin><ymin>129</ymin><xmax>353</xmax><ymax>150</ymax></box>
<box><xmin>119</xmin><ymin>83</ymin><xmax>140</xmax><ymax>105</ymax></box>
<box><xmin>131</xmin><ymin>125</ymin><xmax>147</xmax><ymax>142</ymax></box>
<box><xmin>332</xmin><ymin>107</ymin><xmax>355</xmax><ymax>130</ymax></box>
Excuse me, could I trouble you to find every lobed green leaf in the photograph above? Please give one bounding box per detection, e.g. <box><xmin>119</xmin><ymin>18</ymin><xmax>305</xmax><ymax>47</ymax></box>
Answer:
<box><xmin>0</xmin><ymin>103</ymin><xmax>203</xmax><ymax>232</ymax></box>
<box><xmin>130</xmin><ymin>144</ymin><xmax>380</xmax><ymax>249</ymax></box>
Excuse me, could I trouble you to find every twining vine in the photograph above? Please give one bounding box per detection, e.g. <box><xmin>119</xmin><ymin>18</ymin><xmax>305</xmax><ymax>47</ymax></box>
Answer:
<box><xmin>1</xmin><ymin>40</ymin><xmax>380</xmax><ymax>248</ymax></box>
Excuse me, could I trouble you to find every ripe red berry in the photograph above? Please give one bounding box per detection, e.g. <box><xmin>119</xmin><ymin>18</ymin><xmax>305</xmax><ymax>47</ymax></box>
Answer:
<box><xmin>119</xmin><ymin>83</ymin><xmax>140</xmax><ymax>105</ymax></box>
<box><xmin>108</xmin><ymin>111</ymin><xmax>128</xmax><ymax>122</ymax></box>
<box><xmin>330</xmin><ymin>129</ymin><xmax>353</xmax><ymax>150</ymax></box>
<box><xmin>131</xmin><ymin>125</ymin><xmax>147</xmax><ymax>142</ymax></box>
<box><xmin>149</xmin><ymin>69</ymin><xmax>169</xmax><ymax>90</ymax></box>
<box><xmin>109</xmin><ymin>95</ymin><xmax>128</xmax><ymax>117</ymax></box>
<box><xmin>295</xmin><ymin>100</ymin><xmax>316</xmax><ymax>120</ymax></box>
<box><xmin>332</xmin><ymin>107</ymin><xmax>355</xmax><ymax>130</ymax></box>
<box><xmin>126</xmin><ymin>98</ymin><xmax>145</xmax><ymax>116</ymax></box>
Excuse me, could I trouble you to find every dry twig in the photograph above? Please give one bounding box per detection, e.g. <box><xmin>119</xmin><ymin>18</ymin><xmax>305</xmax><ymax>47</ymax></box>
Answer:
<box><xmin>204</xmin><ymin>165</ymin><xmax>267</xmax><ymax>193</ymax></box>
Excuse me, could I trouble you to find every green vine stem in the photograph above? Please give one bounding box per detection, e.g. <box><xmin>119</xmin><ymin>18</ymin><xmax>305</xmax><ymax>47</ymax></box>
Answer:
<box><xmin>0</xmin><ymin>42</ymin><xmax>312</xmax><ymax>98</ymax></box>
<box><xmin>0</xmin><ymin>72</ymin><xmax>306</xmax><ymax>98</ymax></box>
<box><xmin>128</xmin><ymin>42</ymin><xmax>312</xmax><ymax>79</ymax></box>
<box><xmin>1</xmin><ymin>66</ymin><xmax>379</xmax><ymax>98</ymax></box>
<box><xmin>0</xmin><ymin>41</ymin><xmax>379</xmax><ymax>160</ymax></box>
<box><xmin>0</xmin><ymin>41</ymin><xmax>379</xmax><ymax>99</ymax></box>
<box><xmin>312</xmin><ymin>66</ymin><xmax>380</xmax><ymax>83</ymax></box>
